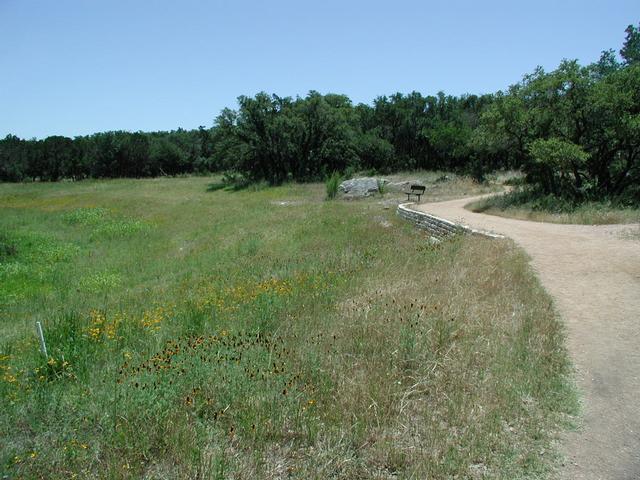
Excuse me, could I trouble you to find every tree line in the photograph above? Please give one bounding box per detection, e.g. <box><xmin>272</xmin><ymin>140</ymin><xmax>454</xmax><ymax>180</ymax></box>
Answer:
<box><xmin>1</xmin><ymin>24</ymin><xmax>639</xmax><ymax>204</ymax></box>
<box><xmin>0</xmin><ymin>128</ymin><xmax>216</xmax><ymax>182</ymax></box>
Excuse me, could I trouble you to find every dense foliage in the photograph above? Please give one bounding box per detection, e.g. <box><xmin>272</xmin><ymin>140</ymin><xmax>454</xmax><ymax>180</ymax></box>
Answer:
<box><xmin>0</xmin><ymin>128</ymin><xmax>215</xmax><ymax>182</ymax></box>
<box><xmin>1</xmin><ymin>24</ymin><xmax>639</xmax><ymax>203</ymax></box>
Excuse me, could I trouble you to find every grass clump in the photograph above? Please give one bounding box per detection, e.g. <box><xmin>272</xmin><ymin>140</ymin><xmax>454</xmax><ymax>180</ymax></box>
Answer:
<box><xmin>325</xmin><ymin>172</ymin><xmax>341</xmax><ymax>200</ymax></box>
<box><xmin>78</xmin><ymin>272</ymin><xmax>122</xmax><ymax>293</ymax></box>
<box><xmin>0</xmin><ymin>233</ymin><xmax>18</xmax><ymax>262</ymax></box>
<box><xmin>0</xmin><ymin>176</ymin><xmax>576</xmax><ymax>478</ymax></box>
<box><xmin>468</xmin><ymin>188</ymin><xmax>640</xmax><ymax>225</ymax></box>
<box><xmin>0</xmin><ymin>230</ymin><xmax>79</xmax><ymax>307</ymax></box>
<box><xmin>63</xmin><ymin>207</ymin><xmax>109</xmax><ymax>225</ymax></box>
<box><xmin>90</xmin><ymin>218</ymin><xmax>149</xmax><ymax>239</ymax></box>
<box><xmin>63</xmin><ymin>207</ymin><xmax>151</xmax><ymax>239</ymax></box>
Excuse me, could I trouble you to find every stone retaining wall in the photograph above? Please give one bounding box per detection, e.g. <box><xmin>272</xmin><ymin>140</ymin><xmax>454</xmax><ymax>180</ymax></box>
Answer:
<box><xmin>396</xmin><ymin>203</ymin><xmax>504</xmax><ymax>240</ymax></box>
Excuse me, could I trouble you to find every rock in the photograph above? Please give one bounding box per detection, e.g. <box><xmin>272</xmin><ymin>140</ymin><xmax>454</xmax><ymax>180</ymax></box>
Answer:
<box><xmin>338</xmin><ymin>177</ymin><xmax>386</xmax><ymax>197</ymax></box>
<box><xmin>385</xmin><ymin>181</ymin><xmax>409</xmax><ymax>192</ymax></box>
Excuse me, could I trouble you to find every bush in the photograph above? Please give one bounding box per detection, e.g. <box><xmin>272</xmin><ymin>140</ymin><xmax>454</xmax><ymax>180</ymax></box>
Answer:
<box><xmin>325</xmin><ymin>172</ymin><xmax>341</xmax><ymax>200</ymax></box>
<box><xmin>470</xmin><ymin>188</ymin><xmax>576</xmax><ymax>213</ymax></box>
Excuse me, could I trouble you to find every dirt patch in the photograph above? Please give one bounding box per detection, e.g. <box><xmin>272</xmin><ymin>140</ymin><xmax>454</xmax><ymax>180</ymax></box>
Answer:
<box><xmin>412</xmin><ymin>196</ymin><xmax>640</xmax><ymax>480</ymax></box>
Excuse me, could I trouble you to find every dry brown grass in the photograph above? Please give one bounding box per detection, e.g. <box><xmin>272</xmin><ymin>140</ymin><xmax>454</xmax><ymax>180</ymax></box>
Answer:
<box><xmin>283</xmin><ymin>236</ymin><xmax>574</xmax><ymax>478</ymax></box>
<box><xmin>225</xmin><ymin>234</ymin><xmax>576</xmax><ymax>478</ymax></box>
<box><xmin>381</xmin><ymin>171</ymin><xmax>502</xmax><ymax>203</ymax></box>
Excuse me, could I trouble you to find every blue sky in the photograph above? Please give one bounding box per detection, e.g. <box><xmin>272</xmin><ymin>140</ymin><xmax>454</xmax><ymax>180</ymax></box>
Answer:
<box><xmin>1</xmin><ymin>0</ymin><xmax>637</xmax><ymax>139</ymax></box>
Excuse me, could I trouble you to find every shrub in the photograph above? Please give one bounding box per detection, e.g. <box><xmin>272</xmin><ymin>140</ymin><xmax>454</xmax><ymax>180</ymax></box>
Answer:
<box><xmin>470</xmin><ymin>188</ymin><xmax>576</xmax><ymax>214</ymax></box>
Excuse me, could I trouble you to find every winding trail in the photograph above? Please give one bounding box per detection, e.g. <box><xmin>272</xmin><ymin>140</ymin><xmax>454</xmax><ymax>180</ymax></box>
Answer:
<box><xmin>412</xmin><ymin>196</ymin><xmax>640</xmax><ymax>480</ymax></box>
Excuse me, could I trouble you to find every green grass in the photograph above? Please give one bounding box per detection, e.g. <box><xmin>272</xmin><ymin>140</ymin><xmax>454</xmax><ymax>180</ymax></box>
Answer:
<box><xmin>0</xmin><ymin>176</ymin><xmax>576</xmax><ymax>479</ymax></box>
<box><xmin>467</xmin><ymin>189</ymin><xmax>640</xmax><ymax>225</ymax></box>
<box><xmin>325</xmin><ymin>172</ymin><xmax>341</xmax><ymax>200</ymax></box>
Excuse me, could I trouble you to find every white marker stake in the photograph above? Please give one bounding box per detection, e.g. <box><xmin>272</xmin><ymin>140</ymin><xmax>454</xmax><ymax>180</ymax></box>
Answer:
<box><xmin>36</xmin><ymin>321</ymin><xmax>48</xmax><ymax>358</ymax></box>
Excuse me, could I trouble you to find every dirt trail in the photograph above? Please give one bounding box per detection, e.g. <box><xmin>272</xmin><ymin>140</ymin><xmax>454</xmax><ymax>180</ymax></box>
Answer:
<box><xmin>412</xmin><ymin>196</ymin><xmax>640</xmax><ymax>480</ymax></box>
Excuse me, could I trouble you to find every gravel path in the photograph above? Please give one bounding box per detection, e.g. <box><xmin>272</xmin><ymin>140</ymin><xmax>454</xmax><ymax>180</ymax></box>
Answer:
<box><xmin>412</xmin><ymin>196</ymin><xmax>640</xmax><ymax>480</ymax></box>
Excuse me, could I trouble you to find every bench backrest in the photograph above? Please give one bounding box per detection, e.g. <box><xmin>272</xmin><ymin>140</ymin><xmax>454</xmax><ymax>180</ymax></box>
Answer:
<box><xmin>410</xmin><ymin>185</ymin><xmax>426</xmax><ymax>193</ymax></box>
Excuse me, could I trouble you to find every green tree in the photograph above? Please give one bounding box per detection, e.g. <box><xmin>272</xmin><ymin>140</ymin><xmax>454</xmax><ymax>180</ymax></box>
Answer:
<box><xmin>0</xmin><ymin>135</ymin><xmax>28</xmax><ymax>181</ymax></box>
<box><xmin>527</xmin><ymin>138</ymin><xmax>589</xmax><ymax>197</ymax></box>
<box><xmin>41</xmin><ymin>136</ymin><xmax>76</xmax><ymax>181</ymax></box>
<box><xmin>621</xmin><ymin>23</ymin><xmax>640</xmax><ymax>65</ymax></box>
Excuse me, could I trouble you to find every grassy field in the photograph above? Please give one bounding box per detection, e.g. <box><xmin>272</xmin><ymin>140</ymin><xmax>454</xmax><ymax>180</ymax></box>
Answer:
<box><xmin>0</xmin><ymin>176</ymin><xmax>576</xmax><ymax>479</ymax></box>
<box><xmin>466</xmin><ymin>190</ymin><xmax>640</xmax><ymax>225</ymax></box>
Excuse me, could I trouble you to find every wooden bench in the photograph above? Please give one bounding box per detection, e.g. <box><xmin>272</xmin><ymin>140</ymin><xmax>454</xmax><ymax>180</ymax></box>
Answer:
<box><xmin>405</xmin><ymin>184</ymin><xmax>426</xmax><ymax>202</ymax></box>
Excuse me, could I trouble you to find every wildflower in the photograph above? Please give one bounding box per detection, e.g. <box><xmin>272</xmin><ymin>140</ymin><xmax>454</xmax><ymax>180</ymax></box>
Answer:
<box><xmin>141</xmin><ymin>307</ymin><xmax>163</xmax><ymax>331</ymax></box>
<box><xmin>87</xmin><ymin>327</ymin><xmax>101</xmax><ymax>341</ymax></box>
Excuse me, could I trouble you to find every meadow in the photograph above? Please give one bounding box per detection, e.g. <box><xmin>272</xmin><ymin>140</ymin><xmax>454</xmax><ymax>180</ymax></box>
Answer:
<box><xmin>0</xmin><ymin>176</ymin><xmax>576</xmax><ymax>479</ymax></box>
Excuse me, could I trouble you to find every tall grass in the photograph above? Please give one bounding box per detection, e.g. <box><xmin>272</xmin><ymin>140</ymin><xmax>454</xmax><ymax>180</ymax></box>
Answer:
<box><xmin>325</xmin><ymin>172</ymin><xmax>341</xmax><ymax>200</ymax></box>
<box><xmin>0</xmin><ymin>177</ymin><xmax>576</xmax><ymax>478</ymax></box>
<box><xmin>468</xmin><ymin>189</ymin><xmax>640</xmax><ymax>225</ymax></box>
